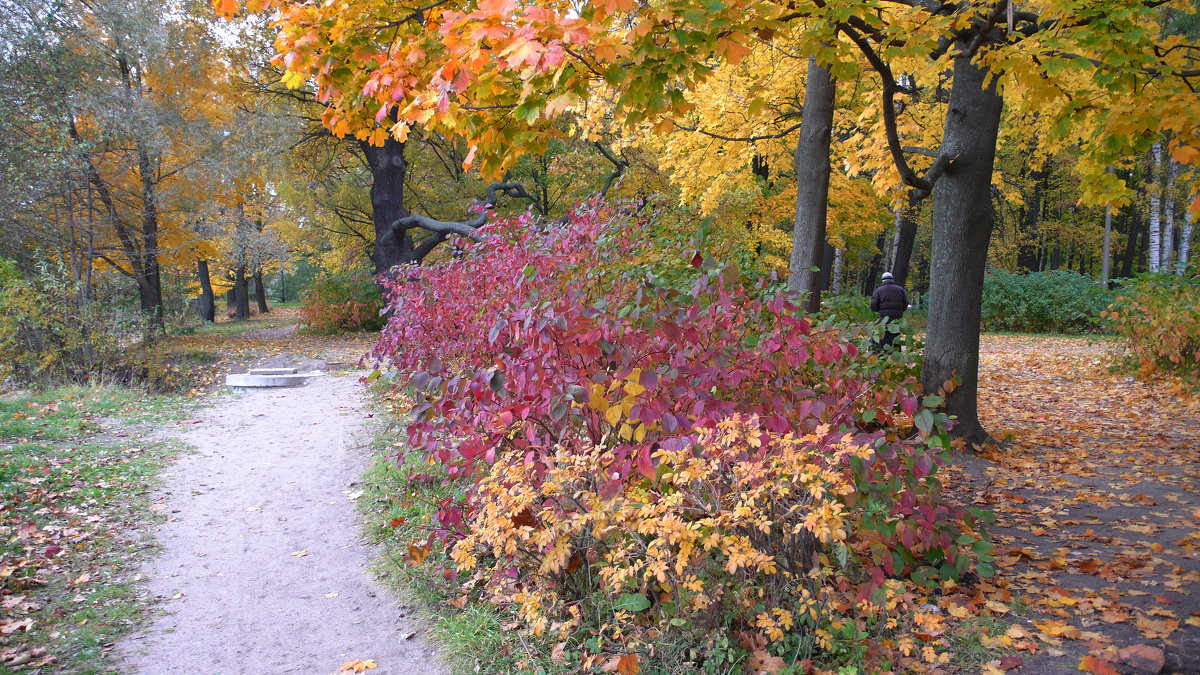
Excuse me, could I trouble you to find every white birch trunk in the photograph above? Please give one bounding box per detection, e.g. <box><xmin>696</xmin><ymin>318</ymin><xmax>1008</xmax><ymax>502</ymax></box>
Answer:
<box><xmin>1179</xmin><ymin>210</ymin><xmax>1195</xmax><ymax>275</ymax></box>
<box><xmin>1148</xmin><ymin>143</ymin><xmax>1162</xmax><ymax>273</ymax></box>
<box><xmin>1162</xmin><ymin>161</ymin><xmax>1177</xmax><ymax>270</ymax></box>
<box><xmin>832</xmin><ymin>247</ymin><xmax>844</xmax><ymax>295</ymax></box>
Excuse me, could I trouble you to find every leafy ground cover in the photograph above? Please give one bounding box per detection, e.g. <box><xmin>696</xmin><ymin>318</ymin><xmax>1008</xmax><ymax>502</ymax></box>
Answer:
<box><xmin>0</xmin><ymin>388</ymin><xmax>189</xmax><ymax>673</ymax></box>
<box><xmin>963</xmin><ymin>334</ymin><xmax>1200</xmax><ymax>674</ymax></box>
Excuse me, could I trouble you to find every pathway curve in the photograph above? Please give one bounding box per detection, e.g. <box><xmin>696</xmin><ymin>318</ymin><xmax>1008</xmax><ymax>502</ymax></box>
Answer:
<box><xmin>117</xmin><ymin>372</ymin><xmax>444</xmax><ymax>675</ymax></box>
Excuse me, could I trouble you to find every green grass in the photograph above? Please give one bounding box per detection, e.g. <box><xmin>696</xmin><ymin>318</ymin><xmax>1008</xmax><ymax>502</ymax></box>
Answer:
<box><xmin>0</xmin><ymin>386</ymin><xmax>191</xmax><ymax>674</ymax></box>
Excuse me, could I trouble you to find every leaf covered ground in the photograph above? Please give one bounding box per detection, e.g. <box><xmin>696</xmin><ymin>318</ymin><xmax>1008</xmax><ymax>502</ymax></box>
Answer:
<box><xmin>0</xmin><ymin>388</ymin><xmax>188</xmax><ymax>673</ymax></box>
<box><xmin>958</xmin><ymin>334</ymin><xmax>1200</xmax><ymax>674</ymax></box>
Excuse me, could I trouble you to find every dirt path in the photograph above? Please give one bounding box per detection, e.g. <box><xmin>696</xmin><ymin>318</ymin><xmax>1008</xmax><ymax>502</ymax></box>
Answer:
<box><xmin>116</xmin><ymin>372</ymin><xmax>444</xmax><ymax>675</ymax></box>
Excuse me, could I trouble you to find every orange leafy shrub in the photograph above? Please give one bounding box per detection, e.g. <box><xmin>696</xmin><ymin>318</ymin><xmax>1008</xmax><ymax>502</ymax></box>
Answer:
<box><xmin>1104</xmin><ymin>272</ymin><xmax>1200</xmax><ymax>379</ymax></box>
<box><xmin>300</xmin><ymin>269</ymin><xmax>385</xmax><ymax>333</ymax></box>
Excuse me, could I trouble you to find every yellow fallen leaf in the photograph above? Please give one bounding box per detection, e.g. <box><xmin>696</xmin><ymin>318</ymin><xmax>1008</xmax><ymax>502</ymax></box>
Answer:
<box><xmin>985</xmin><ymin>600</ymin><xmax>1010</xmax><ymax>614</ymax></box>
<box><xmin>339</xmin><ymin>660</ymin><xmax>378</xmax><ymax>672</ymax></box>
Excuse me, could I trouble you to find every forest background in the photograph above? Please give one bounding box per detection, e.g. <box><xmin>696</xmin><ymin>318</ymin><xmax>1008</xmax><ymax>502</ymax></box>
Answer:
<box><xmin>1</xmin><ymin>0</ymin><xmax>1199</xmax><ymax>672</ymax></box>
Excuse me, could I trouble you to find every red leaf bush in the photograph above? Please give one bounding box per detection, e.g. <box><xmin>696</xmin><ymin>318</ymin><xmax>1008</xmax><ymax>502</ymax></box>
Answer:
<box><xmin>373</xmin><ymin>200</ymin><xmax>992</xmax><ymax>667</ymax></box>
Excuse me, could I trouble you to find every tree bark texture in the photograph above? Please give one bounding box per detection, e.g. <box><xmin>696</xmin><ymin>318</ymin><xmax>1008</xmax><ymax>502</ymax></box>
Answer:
<box><xmin>254</xmin><ymin>271</ymin><xmax>269</xmax><ymax>313</ymax></box>
<box><xmin>787</xmin><ymin>58</ymin><xmax>836</xmax><ymax>313</ymax></box>
<box><xmin>196</xmin><ymin>259</ymin><xmax>215</xmax><ymax>323</ymax></box>
<box><xmin>921</xmin><ymin>47</ymin><xmax>1005</xmax><ymax>444</ymax></box>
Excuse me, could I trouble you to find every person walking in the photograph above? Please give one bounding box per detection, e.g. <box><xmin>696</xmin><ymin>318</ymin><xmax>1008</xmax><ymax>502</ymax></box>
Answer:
<box><xmin>869</xmin><ymin>272</ymin><xmax>908</xmax><ymax>351</ymax></box>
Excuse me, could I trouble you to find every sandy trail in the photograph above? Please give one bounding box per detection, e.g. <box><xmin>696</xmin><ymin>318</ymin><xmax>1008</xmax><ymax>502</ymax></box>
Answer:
<box><xmin>117</xmin><ymin>373</ymin><xmax>444</xmax><ymax>675</ymax></box>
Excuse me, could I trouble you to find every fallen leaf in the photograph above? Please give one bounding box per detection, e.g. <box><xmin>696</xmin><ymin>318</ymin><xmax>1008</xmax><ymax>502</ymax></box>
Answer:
<box><xmin>746</xmin><ymin>650</ymin><xmax>786</xmax><ymax>673</ymax></box>
<box><xmin>290</xmin><ymin>550</ymin><xmax>309</xmax><ymax>557</ymax></box>
<box><xmin>1078</xmin><ymin>655</ymin><xmax>1120</xmax><ymax>674</ymax></box>
<box><xmin>339</xmin><ymin>659</ymin><xmax>378</xmax><ymax>672</ymax></box>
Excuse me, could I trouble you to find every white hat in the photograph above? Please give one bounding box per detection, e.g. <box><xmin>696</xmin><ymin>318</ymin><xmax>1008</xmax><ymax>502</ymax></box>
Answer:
<box><xmin>882</xmin><ymin>272</ymin><xmax>894</xmax><ymax>280</ymax></box>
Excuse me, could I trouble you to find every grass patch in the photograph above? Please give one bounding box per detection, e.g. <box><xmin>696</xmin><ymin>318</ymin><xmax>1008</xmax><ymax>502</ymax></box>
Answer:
<box><xmin>0</xmin><ymin>386</ymin><xmax>190</xmax><ymax>673</ymax></box>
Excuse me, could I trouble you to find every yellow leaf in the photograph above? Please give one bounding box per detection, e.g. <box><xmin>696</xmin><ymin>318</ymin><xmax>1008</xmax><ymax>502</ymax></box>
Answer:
<box><xmin>605</xmin><ymin>404</ymin><xmax>622</xmax><ymax>426</ymax></box>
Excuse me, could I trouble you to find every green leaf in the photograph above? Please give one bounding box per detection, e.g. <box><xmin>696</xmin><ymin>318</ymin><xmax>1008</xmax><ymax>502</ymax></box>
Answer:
<box><xmin>976</xmin><ymin>561</ymin><xmax>996</xmax><ymax>578</ymax></box>
<box><xmin>613</xmin><ymin>593</ymin><xmax>652</xmax><ymax>612</ymax></box>
<box><xmin>914</xmin><ymin>408</ymin><xmax>934</xmax><ymax>433</ymax></box>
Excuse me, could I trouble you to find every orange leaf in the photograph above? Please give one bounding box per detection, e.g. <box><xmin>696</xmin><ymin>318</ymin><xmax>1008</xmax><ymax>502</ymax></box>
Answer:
<box><xmin>1078</xmin><ymin>655</ymin><xmax>1119</xmax><ymax>674</ymax></box>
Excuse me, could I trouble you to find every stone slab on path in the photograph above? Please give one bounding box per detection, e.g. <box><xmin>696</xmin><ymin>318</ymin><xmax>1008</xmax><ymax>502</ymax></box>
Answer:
<box><xmin>117</xmin><ymin>373</ymin><xmax>445</xmax><ymax>675</ymax></box>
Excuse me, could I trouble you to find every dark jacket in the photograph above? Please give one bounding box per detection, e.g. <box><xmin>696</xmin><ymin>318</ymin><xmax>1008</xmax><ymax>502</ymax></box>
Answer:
<box><xmin>870</xmin><ymin>279</ymin><xmax>908</xmax><ymax>320</ymax></box>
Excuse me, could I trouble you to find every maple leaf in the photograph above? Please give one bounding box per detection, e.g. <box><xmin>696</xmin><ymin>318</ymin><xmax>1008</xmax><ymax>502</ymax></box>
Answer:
<box><xmin>339</xmin><ymin>659</ymin><xmax>378</xmax><ymax>672</ymax></box>
<box><xmin>746</xmin><ymin>650</ymin><xmax>787</xmax><ymax>673</ymax></box>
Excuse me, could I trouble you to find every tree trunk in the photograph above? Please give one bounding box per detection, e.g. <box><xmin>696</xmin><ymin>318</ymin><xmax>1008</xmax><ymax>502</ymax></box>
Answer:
<box><xmin>234</xmin><ymin>265</ymin><xmax>250</xmax><ymax>320</ymax></box>
<box><xmin>787</xmin><ymin>58</ymin><xmax>837</xmax><ymax>313</ymax></box>
<box><xmin>1148</xmin><ymin>143</ymin><xmax>1162</xmax><ymax>273</ymax></box>
<box><xmin>254</xmin><ymin>271</ymin><xmax>269</xmax><ymax>313</ymax></box>
<box><xmin>196</xmin><ymin>259</ymin><xmax>215</xmax><ymax>323</ymax></box>
<box><xmin>891</xmin><ymin>192</ymin><xmax>921</xmax><ymax>287</ymax></box>
<box><xmin>1162</xmin><ymin>161</ymin><xmax>1177</xmax><ymax>270</ymax></box>
<box><xmin>360</xmin><ymin>137</ymin><xmax>417</xmax><ymax>274</ymax></box>
<box><xmin>1017</xmin><ymin>168</ymin><xmax>1047</xmax><ymax>272</ymax></box>
<box><xmin>921</xmin><ymin>46</ymin><xmax>1004</xmax><ymax>444</ymax></box>
<box><xmin>1101</xmin><ymin>205</ymin><xmax>1113</xmax><ymax>287</ymax></box>
<box><xmin>820</xmin><ymin>242</ymin><xmax>835</xmax><ymax>291</ymax></box>
<box><xmin>865</xmin><ymin>232</ymin><xmax>887</xmax><ymax>295</ymax></box>
<box><xmin>1121</xmin><ymin>209</ymin><xmax>1140</xmax><ymax>277</ymax></box>
<box><xmin>832</xmin><ymin>248</ymin><xmax>844</xmax><ymax>295</ymax></box>
<box><xmin>1179</xmin><ymin>212</ymin><xmax>1195</xmax><ymax>275</ymax></box>
<box><xmin>226</xmin><ymin>287</ymin><xmax>236</xmax><ymax>312</ymax></box>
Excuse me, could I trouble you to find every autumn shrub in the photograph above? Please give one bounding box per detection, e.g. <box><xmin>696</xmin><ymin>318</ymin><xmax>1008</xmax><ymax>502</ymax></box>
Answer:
<box><xmin>300</xmin><ymin>267</ymin><xmax>385</xmax><ymax>333</ymax></box>
<box><xmin>1103</xmin><ymin>271</ymin><xmax>1200</xmax><ymax>379</ymax></box>
<box><xmin>0</xmin><ymin>259</ymin><xmax>138</xmax><ymax>384</ymax></box>
<box><xmin>980</xmin><ymin>269</ymin><xmax>1111</xmax><ymax>334</ymax></box>
<box><xmin>373</xmin><ymin>203</ymin><xmax>992</xmax><ymax>670</ymax></box>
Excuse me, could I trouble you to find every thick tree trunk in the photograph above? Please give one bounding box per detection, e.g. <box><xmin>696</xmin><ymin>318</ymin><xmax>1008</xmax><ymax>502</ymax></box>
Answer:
<box><xmin>254</xmin><ymin>271</ymin><xmax>269</xmax><ymax>314</ymax></box>
<box><xmin>226</xmin><ymin>287</ymin><xmax>236</xmax><ymax>312</ymax></box>
<box><xmin>787</xmin><ymin>58</ymin><xmax>837</xmax><ymax>313</ymax></box>
<box><xmin>1148</xmin><ymin>143</ymin><xmax>1162</xmax><ymax>273</ymax></box>
<box><xmin>234</xmin><ymin>265</ymin><xmax>250</xmax><ymax>320</ymax></box>
<box><xmin>891</xmin><ymin>192</ymin><xmax>921</xmax><ymax>287</ymax></box>
<box><xmin>360</xmin><ymin>137</ymin><xmax>417</xmax><ymax>274</ymax></box>
<box><xmin>921</xmin><ymin>47</ymin><xmax>1004</xmax><ymax>444</ymax></box>
<box><xmin>196</xmin><ymin>259</ymin><xmax>215</xmax><ymax>323</ymax></box>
